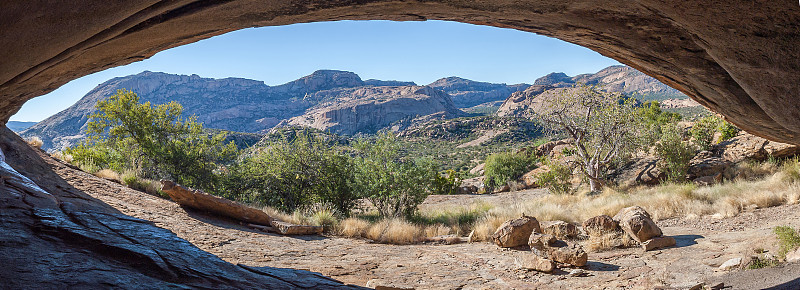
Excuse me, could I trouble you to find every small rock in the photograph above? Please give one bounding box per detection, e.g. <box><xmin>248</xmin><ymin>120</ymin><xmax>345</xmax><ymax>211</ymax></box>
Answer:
<box><xmin>568</xmin><ymin>269</ymin><xmax>589</xmax><ymax>277</ymax></box>
<box><xmin>785</xmin><ymin>247</ymin><xmax>800</xmax><ymax>262</ymax></box>
<box><xmin>642</xmin><ymin>236</ymin><xmax>676</xmax><ymax>251</ymax></box>
<box><xmin>542</xmin><ymin>221</ymin><xmax>580</xmax><ymax>240</ymax></box>
<box><xmin>467</xmin><ymin>230</ymin><xmax>476</xmax><ymax>243</ymax></box>
<box><xmin>492</xmin><ymin>216</ymin><xmax>541</xmax><ymax>248</ymax></box>
<box><xmin>365</xmin><ymin>279</ymin><xmax>415</xmax><ymax>290</ymax></box>
<box><xmin>613</xmin><ymin>206</ymin><xmax>662</xmax><ymax>243</ymax></box>
<box><xmin>689</xmin><ymin>283</ymin><xmax>704</xmax><ymax>290</ymax></box>
<box><xmin>718</xmin><ymin>257</ymin><xmax>742</xmax><ymax>271</ymax></box>
<box><xmin>515</xmin><ymin>255</ymin><xmax>555</xmax><ymax>273</ymax></box>
<box><xmin>582</xmin><ymin>215</ymin><xmax>619</xmax><ymax>236</ymax></box>
<box><xmin>528</xmin><ymin>232</ymin><xmax>557</xmax><ymax>256</ymax></box>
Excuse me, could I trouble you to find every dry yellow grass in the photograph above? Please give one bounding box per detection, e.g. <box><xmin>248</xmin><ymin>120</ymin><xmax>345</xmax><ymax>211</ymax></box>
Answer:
<box><xmin>26</xmin><ymin>136</ymin><xmax>43</xmax><ymax>149</ymax></box>
<box><xmin>338</xmin><ymin>218</ymin><xmax>370</xmax><ymax>238</ymax></box>
<box><xmin>94</xmin><ymin>169</ymin><xmax>120</xmax><ymax>181</ymax></box>
<box><xmin>583</xmin><ymin>231</ymin><xmax>637</xmax><ymax>252</ymax></box>
<box><xmin>51</xmin><ymin>151</ymin><xmax>73</xmax><ymax>163</ymax></box>
<box><xmin>365</xmin><ymin>218</ymin><xmax>423</xmax><ymax>245</ymax></box>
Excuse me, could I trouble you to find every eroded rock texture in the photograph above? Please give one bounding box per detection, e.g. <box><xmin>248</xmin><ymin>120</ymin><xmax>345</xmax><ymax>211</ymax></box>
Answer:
<box><xmin>1</xmin><ymin>1</ymin><xmax>799</xmax><ymax>143</ymax></box>
<box><xmin>0</xmin><ymin>126</ymin><xmax>360</xmax><ymax>288</ymax></box>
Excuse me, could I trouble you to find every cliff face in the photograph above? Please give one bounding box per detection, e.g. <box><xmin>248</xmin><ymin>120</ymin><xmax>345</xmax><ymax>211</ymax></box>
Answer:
<box><xmin>427</xmin><ymin>77</ymin><xmax>530</xmax><ymax>109</ymax></box>
<box><xmin>497</xmin><ymin>66</ymin><xmax>687</xmax><ymax>117</ymax></box>
<box><xmin>282</xmin><ymin>86</ymin><xmax>464</xmax><ymax>135</ymax></box>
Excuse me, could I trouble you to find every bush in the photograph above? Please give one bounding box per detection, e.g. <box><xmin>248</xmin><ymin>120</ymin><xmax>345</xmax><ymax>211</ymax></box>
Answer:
<box><xmin>227</xmin><ymin>132</ymin><xmax>359</xmax><ymax>217</ymax></box>
<box><xmin>775</xmin><ymin>225</ymin><xmax>800</xmax><ymax>259</ymax></box>
<box><xmin>431</xmin><ymin>169</ymin><xmax>462</xmax><ymax>195</ymax></box>
<box><xmin>537</xmin><ymin>158</ymin><xmax>573</xmax><ymax>194</ymax></box>
<box><xmin>655</xmin><ymin>123</ymin><xmax>696</xmax><ymax>182</ymax></box>
<box><xmin>483</xmin><ymin>151</ymin><xmax>537</xmax><ymax>189</ymax></box>
<box><xmin>690</xmin><ymin>116</ymin><xmax>718</xmax><ymax>150</ymax></box>
<box><xmin>717</xmin><ymin>119</ymin><xmax>739</xmax><ymax>141</ymax></box>
<box><xmin>353</xmin><ymin>133</ymin><xmax>438</xmax><ymax>219</ymax></box>
<box><xmin>26</xmin><ymin>136</ymin><xmax>43</xmax><ymax>149</ymax></box>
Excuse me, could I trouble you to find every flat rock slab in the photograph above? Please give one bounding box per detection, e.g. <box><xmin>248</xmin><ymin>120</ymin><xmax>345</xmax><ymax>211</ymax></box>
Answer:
<box><xmin>642</xmin><ymin>236</ymin><xmax>677</xmax><ymax>251</ymax></box>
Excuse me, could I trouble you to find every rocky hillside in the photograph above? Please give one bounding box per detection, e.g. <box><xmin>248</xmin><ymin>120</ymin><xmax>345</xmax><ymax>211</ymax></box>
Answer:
<box><xmin>281</xmin><ymin>86</ymin><xmax>464</xmax><ymax>135</ymax></box>
<box><xmin>427</xmin><ymin>77</ymin><xmax>530</xmax><ymax>109</ymax></box>
<box><xmin>21</xmin><ymin>70</ymin><xmax>457</xmax><ymax>150</ymax></box>
<box><xmin>497</xmin><ymin>66</ymin><xmax>688</xmax><ymax>117</ymax></box>
<box><xmin>6</xmin><ymin>121</ymin><xmax>36</xmax><ymax>132</ymax></box>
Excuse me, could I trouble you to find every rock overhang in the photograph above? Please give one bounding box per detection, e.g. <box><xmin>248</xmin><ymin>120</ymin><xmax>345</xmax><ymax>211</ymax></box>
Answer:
<box><xmin>1</xmin><ymin>0</ymin><xmax>799</xmax><ymax>144</ymax></box>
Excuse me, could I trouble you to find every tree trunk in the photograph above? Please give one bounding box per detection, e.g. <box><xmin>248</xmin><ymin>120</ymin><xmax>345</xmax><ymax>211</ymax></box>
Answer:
<box><xmin>586</xmin><ymin>163</ymin><xmax>603</xmax><ymax>192</ymax></box>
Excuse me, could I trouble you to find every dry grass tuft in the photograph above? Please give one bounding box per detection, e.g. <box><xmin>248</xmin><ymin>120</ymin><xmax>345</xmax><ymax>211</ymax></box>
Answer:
<box><xmin>26</xmin><ymin>136</ymin><xmax>43</xmax><ymax>149</ymax></box>
<box><xmin>338</xmin><ymin>218</ymin><xmax>371</xmax><ymax>238</ymax></box>
<box><xmin>51</xmin><ymin>151</ymin><xmax>73</xmax><ymax>163</ymax></box>
<box><xmin>365</xmin><ymin>218</ymin><xmax>423</xmax><ymax>245</ymax></box>
<box><xmin>94</xmin><ymin>169</ymin><xmax>120</xmax><ymax>182</ymax></box>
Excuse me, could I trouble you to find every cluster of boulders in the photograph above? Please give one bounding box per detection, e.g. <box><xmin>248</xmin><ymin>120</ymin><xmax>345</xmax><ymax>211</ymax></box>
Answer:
<box><xmin>491</xmin><ymin>206</ymin><xmax>673</xmax><ymax>274</ymax></box>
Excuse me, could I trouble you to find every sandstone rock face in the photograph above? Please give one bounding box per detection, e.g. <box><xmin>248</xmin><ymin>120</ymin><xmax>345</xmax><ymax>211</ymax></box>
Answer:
<box><xmin>715</xmin><ymin>132</ymin><xmax>800</xmax><ymax>163</ymax></box>
<box><xmin>427</xmin><ymin>76</ymin><xmax>530</xmax><ymax>108</ymax></box>
<box><xmin>613</xmin><ymin>206</ymin><xmax>662</xmax><ymax>243</ymax></box>
<box><xmin>282</xmin><ymin>86</ymin><xmax>464</xmax><ymax>135</ymax></box>
<box><xmin>492</xmin><ymin>216</ymin><xmax>541</xmax><ymax>248</ymax></box>
<box><xmin>2</xmin><ymin>0</ymin><xmax>800</xmax><ymax>145</ymax></box>
<box><xmin>688</xmin><ymin>153</ymin><xmax>732</xmax><ymax>180</ymax></box>
<box><xmin>0</xmin><ymin>126</ymin><xmax>357</xmax><ymax>288</ymax></box>
<box><xmin>612</xmin><ymin>157</ymin><xmax>665</xmax><ymax>187</ymax></box>
<box><xmin>515</xmin><ymin>255</ymin><xmax>556</xmax><ymax>273</ymax></box>
<box><xmin>541</xmin><ymin>221</ymin><xmax>580</xmax><ymax>240</ymax></box>
<box><xmin>582</xmin><ymin>215</ymin><xmax>619</xmax><ymax>236</ymax></box>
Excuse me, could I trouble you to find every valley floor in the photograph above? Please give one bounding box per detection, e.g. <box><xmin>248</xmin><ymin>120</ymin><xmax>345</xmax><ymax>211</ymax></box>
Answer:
<box><xmin>54</xmin><ymin>156</ymin><xmax>800</xmax><ymax>289</ymax></box>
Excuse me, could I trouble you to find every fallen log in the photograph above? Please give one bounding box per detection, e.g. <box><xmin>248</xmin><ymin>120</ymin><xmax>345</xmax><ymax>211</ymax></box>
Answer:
<box><xmin>270</xmin><ymin>220</ymin><xmax>324</xmax><ymax>235</ymax></box>
<box><xmin>160</xmin><ymin>180</ymin><xmax>273</xmax><ymax>226</ymax></box>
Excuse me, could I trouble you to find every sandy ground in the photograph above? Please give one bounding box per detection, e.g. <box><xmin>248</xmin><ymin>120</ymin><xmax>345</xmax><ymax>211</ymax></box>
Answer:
<box><xmin>55</xmin><ymin>159</ymin><xmax>800</xmax><ymax>289</ymax></box>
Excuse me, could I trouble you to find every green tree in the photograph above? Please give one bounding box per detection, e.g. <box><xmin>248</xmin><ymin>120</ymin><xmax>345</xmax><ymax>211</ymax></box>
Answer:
<box><xmin>536</xmin><ymin>157</ymin><xmax>574</xmax><ymax>194</ymax></box>
<box><xmin>353</xmin><ymin>133</ymin><xmax>438</xmax><ymax>219</ymax></box>
<box><xmin>655</xmin><ymin>122</ymin><xmax>696</xmax><ymax>182</ymax></box>
<box><xmin>227</xmin><ymin>132</ymin><xmax>359</xmax><ymax>216</ymax></box>
<box><xmin>67</xmin><ymin>89</ymin><xmax>237</xmax><ymax>191</ymax></box>
<box><xmin>533</xmin><ymin>84</ymin><xmax>647</xmax><ymax>191</ymax></box>
<box><xmin>483</xmin><ymin>151</ymin><xmax>537</xmax><ymax>189</ymax></box>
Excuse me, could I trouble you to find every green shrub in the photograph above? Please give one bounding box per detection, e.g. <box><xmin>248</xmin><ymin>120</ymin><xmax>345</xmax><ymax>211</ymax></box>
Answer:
<box><xmin>717</xmin><ymin>120</ymin><xmax>739</xmax><ymax>141</ymax></box>
<box><xmin>775</xmin><ymin>226</ymin><xmax>800</xmax><ymax>259</ymax></box>
<box><xmin>655</xmin><ymin>123</ymin><xmax>696</xmax><ymax>182</ymax></box>
<box><xmin>227</xmin><ymin>132</ymin><xmax>359</xmax><ymax>217</ymax></box>
<box><xmin>121</xmin><ymin>171</ymin><xmax>166</xmax><ymax>198</ymax></box>
<box><xmin>431</xmin><ymin>169</ymin><xmax>462</xmax><ymax>195</ymax></box>
<box><xmin>536</xmin><ymin>158</ymin><xmax>573</xmax><ymax>194</ymax></box>
<box><xmin>690</xmin><ymin>116</ymin><xmax>719</xmax><ymax>150</ymax></box>
<box><xmin>353</xmin><ymin>133</ymin><xmax>438</xmax><ymax>219</ymax></box>
<box><xmin>483</xmin><ymin>151</ymin><xmax>537</xmax><ymax>189</ymax></box>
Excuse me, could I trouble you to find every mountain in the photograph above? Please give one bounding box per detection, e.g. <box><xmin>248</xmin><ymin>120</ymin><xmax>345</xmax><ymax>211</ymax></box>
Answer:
<box><xmin>6</xmin><ymin>121</ymin><xmax>36</xmax><ymax>132</ymax></box>
<box><xmin>497</xmin><ymin>66</ymin><xmax>688</xmax><ymax>117</ymax></box>
<box><xmin>281</xmin><ymin>86</ymin><xmax>464</xmax><ymax>135</ymax></box>
<box><xmin>22</xmin><ymin>70</ymin><xmax>461</xmax><ymax>150</ymax></box>
<box><xmin>427</xmin><ymin>77</ymin><xmax>530</xmax><ymax>108</ymax></box>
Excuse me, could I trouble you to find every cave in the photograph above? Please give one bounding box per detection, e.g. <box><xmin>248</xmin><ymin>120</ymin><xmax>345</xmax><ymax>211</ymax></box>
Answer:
<box><xmin>1</xmin><ymin>0</ymin><xmax>799</xmax><ymax>287</ymax></box>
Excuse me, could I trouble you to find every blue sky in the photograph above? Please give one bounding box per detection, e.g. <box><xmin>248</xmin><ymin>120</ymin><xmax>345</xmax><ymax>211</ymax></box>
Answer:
<box><xmin>11</xmin><ymin>20</ymin><xmax>620</xmax><ymax>122</ymax></box>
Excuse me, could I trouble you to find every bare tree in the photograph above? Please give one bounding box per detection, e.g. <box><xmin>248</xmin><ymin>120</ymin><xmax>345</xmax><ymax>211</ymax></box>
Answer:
<box><xmin>533</xmin><ymin>84</ymin><xmax>644</xmax><ymax>191</ymax></box>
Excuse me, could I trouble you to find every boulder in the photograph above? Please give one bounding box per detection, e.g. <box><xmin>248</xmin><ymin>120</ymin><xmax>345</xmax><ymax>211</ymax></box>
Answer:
<box><xmin>641</xmin><ymin>236</ymin><xmax>676</xmax><ymax>251</ymax></box>
<box><xmin>541</xmin><ymin>221</ymin><xmax>580</xmax><ymax>240</ymax></box>
<box><xmin>515</xmin><ymin>255</ymin><xmax>556</xmax><ymax>273</ymax></box>
<box><xmin>582</xmin><ymin>215</ymin><xmax>619</xmax><ymax>236</ymax></box>
<box><xmin>693</xmin><ymin>173</ymin><xmax>723</xmax><ymax>186</ymax></box>
<box><xmin>716</xmin><ymin>132</ymin><xmax>799</xmax><ymax>163</ymax></box>
<box><xmin>528</xmin><ymin>232</ymin><xmax>588</xmax><ymax>267</ymax></box>
<box><xmin>519</xmin><ymin>165</ymin><xmax>549</xmax><ymax>189</ymax></box>
<box><xmin>613</xmin><ymin>206</ymin><xmax>662</xmax><ymax>243</ymax></box>
<box><xmin>547</xmin><ymin>240</ymin><xmax>589</xmax><ymax>267</ymax></box>
<box><xmin>612</xmin><ymin>157</ymin><xmax>665</xmax><ymax>187</ymax></box>
<box><xmin>528</xmin><ymin>232</ymin><xmax>557</xmax><ymax>256</ymax></box>
<box><xmin>536</xmin><ymin>139</ymin><xmax>573</xmax><ymax>157</ymax></box>
<box><xmin>688</xmin><ymin>154</ymin><xmax>731</xmax><ymax>180</ymax></box>
<box><xmin>492</xmin><ymin>216</ymin><xmax>541</xmax><ymax>248</ymax></box>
